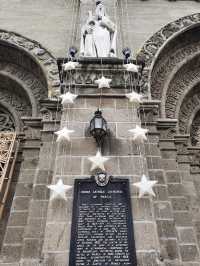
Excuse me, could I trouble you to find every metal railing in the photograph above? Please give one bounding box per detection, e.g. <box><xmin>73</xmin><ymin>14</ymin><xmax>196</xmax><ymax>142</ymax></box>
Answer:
<box><xmin>0</xmin><ymin>132</ymin><xmax>18</xmax><ymax>218</ymax></box>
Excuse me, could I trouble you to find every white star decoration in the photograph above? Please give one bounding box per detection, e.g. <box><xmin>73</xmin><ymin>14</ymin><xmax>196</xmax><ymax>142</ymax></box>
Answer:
<box><xmin>125</xmin><ymin>91</ymin><xmax>143</xmax><ymax>106</ymax></box>
<box><xmin>60</xmin><ymin>92</ymin><xmax>78</xmax><ymax>107</ymax></box>
<box><xmin>63</xmin><ymin>61</ymin><xmax>79</xmax><ymax>71</ymax></box>
<box><xmin>124</xmin><ymin>63</ymin><xmax>139</xmax><ymax>73</ymax></box>
<box><xmin>95</xmin><ymin>76</ymin><xmax>112</xmax><ymax>89</ymax></box>
<box><xmin>129</xmin><ymin>125</ymin><xmax>148</xmax><ymax>143</ymax></box>
<box><xmin>47</xmin><ymin>179</ymin><xmax>72</xmax><ymax>200</ymax></box>
<box><xmin>55</xmin><ymin>127</ymin><xmax>74</xmax><ymax>142</ymax></box>
<box><xmin>88</xmin><ymin>151</ymin><xmax>110</xmax><ymax>171</ymax></box>
<box><xmin>133</xmin><ymin>174</ymin><xmax>157</xmax><ymax>198</ymax></box>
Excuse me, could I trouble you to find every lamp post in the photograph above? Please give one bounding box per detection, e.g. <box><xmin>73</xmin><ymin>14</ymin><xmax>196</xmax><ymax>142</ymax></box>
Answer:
<box><xmin>90</xmin><ymin>109</ymin><xmax>108</xmax><ymax>147</ymax></box>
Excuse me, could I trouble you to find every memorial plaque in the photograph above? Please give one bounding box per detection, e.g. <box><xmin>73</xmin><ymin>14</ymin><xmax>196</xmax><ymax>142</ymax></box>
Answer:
<box><xmin>69</xmin><ymin>176</ymin><xmax>137</xmax><ymax>266</ymax></box>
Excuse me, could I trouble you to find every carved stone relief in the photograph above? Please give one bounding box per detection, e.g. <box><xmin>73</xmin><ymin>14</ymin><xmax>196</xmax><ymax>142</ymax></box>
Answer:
<box><xmin>0</xmin><ymin>107</ymin><xmax>15</xmax><ymax>132</ymax></box>
<box><xmin>137</xmin><ymin>13</ymin><xmax>200</xmax><ymax>96</ymax></box>
<box><xmin>0</xmin><ymin>29</ymin><xmax>60</xmax><ymax>97</ymax></box>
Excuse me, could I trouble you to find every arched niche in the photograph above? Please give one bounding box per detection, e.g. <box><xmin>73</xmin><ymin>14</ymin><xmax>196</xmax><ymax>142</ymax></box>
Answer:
<box><xmin>0</xmin><ymin>30</ymin><xmax>61</xmax><ymax>132</ymax></box>
<box><xmin>138</xmin><ymin>13</ymin><xmax>200</xmax><ymax>145</ymax></box>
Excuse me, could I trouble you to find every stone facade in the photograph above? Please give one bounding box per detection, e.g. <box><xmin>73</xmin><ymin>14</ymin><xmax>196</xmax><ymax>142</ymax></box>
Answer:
<box><xmin>0</xmin><ymin>1</ymin><xmax>200</xmax><ymax>266</ymax></box>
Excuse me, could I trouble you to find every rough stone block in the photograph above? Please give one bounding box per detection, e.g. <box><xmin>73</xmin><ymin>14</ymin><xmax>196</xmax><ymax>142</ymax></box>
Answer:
<box><xmin>179</xmin><ymin>244</ymin><xmax>199</xmax><ymax>262</ymax></box>
<box><xmin>119</xmin><ymin>156</ymin><xmax>146</xmax><ymax>176</ymax></box>
<box><xmin>148</xmin><ymin>170</ymin><xmax>165</xmax><ymax>184</ymax></box>
<box><xmin>15</xmin><ymin>183</ymin><xmax>33</xmax><ymax>197</ymax></box>
<box><xmin>60</xmin><ymin>121</ymin><xmax>86</xmax><ymax>138</ymax></box>
<box><xmin>33</xmin><ymin>185</ymin><xmax>49</xmax><ymax>200</ymax></box>
<box><xmin>144</xmin><ymin>143</ymin><xmax>160</xmax><ymax>156</ymax></box>
<box><xmin>47</xmin><ymin>197</ymin><xmax>72</xmax><ymax>223</ymax></box>
<box><xmin>154</xmin><ymin>202</ymin><xmax>173</xmax><ymax>219</ymax></box>
<box><xmin>134</xmin><ymin>222</ymin><xmax>158</xmax><ymax>250</ymax></box>
<box><xmin>24</xmin><ymin>218</ymin><xmax>45</xmax><ymax>238</ymax></box>
<box><xmin>177</xmin><ymin>227</ymin><xmax>196</xmax><ymax>244</ymax></box>
<box><xmin>171</xmin><ymin>197</ymin><xmax>190</xmax><ymax>211</ymax></box>
<box><xmin>2</xmin><ymin>245</ymin><xmax>22</xmax><ymax>263</ymax></box>
<box><xmin>174</xmin><ymin>211</ymin><xmax>192</xmax><ymax>227</ymax></box>
<box><xmin>22</xmin><ymin>239</ymin><xmax>40</xmax><ymax>259</ymax></box>
<box><xmin>21</xmin><ymin>158</ymin><xmax>39</xmax><ymax>170</ymax></box>
<box><xmin>43</xmin><ymin>223</ymin><xmax>71</xmax><ymax>252</ymax></box>
<box><xmin>168</xmin><ymin>183</ymin><xmax>184</xmax><ymax>197</ymax></box>
<box><xmin>146</xmin><ymin>156</ymin><xmax>161</xmax><ymax>169</ymax></box>
<box><xmin>132</xmin><ymin>198</ymin><xmax>153</xmax><ymax>221</ymax></box>
<box><xmin>12</xmin><ymin>197</ymin><xmax>31</xmax><ymax>211</ymax></box>
<box><xmin>28</xmin><ymin>200</ymin><xmax>48</xmax><ymax>218</ymax></box>
<box><xmin>43</xmin><ymin>252</ymin><xmax>69</xmax><ymax>266</ymax></box>
<box><xmin>55</xmin><ymin>156</ymin><xmax>82</xmax><ymax>175</ymax></box>
<box><xmin>161</xmin><ymin>159</ymin><xmax>177</xmax><ymax>171</ymax></box>
<box><xmin>160</xmin><ymin>238</ymin><xmax>179</xmax><ymax>260</ymax></box>
<box><xmin>35</xmin><ymin>170</ymin><xmax>53</xmax><ymax>184</ymax></box>
<box><xmin>156</xmin><ymin>219</ymin><xmax>176</xmax><ymax>238</ymax></box>
<box><xmin>105</xmin><ymin>138</ymin><xmax>140</xmax><ymax>156</ymax></box>
<box><xmin>116</xmin><ymin>122</ymin><xmax>137</xmax><ymax>138</ymax></box>
<box><xmin>8</xmin><ymin>211</ymin><xmax>28</xmax><ymax>226</ymax></box>
<box><xmin>166</xmin><ymin>171</ymin><xmax>181</xmax><ymax>183</ymax></box>
<box><xmin>4</xmin><ymin>227</ymin><xmax>24</xmax><ymax>244</ymax></box>
<box><xmin>154</xmin><ymin>185</ymin><xmax>168</xmax><ymax>201</ymax></box>
<box><xmin>71</xmin><ymin>138</ymin><xmax>96</xmax><ymax>156</ymax></box>
<box><xmin>136</xmin><ymin>251</ymin><xmax>159</xmax><ymax>266</ymax></box>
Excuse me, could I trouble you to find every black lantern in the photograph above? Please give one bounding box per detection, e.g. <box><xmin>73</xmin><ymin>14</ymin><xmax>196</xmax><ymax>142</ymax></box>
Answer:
<box><xmin>69</xmin><ymin>46</ymin><xmax>78</xmax><ymax>58</ymax></box>
<box><xmin>122</xmin><ymin>47</ymin><xmax>131</xmax><ymax>60</ymax></box>
<box><xmin>90</xmin><ymin>109</ymin><xmax>107</xmax><ymax>147</ymax></box>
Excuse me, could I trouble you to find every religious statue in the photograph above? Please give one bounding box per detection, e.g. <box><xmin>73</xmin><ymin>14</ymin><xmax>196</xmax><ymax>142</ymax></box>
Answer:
<box><xmin>80</xmin><ymin>0</ymin><xmax>117</xmax><ymax>57</ymax></box>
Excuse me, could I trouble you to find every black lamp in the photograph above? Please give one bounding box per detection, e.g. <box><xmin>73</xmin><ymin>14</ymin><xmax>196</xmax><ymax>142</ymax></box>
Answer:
<box><xmin>69</xmin><ymin>46</ymin><xmax>78</xmax><ymax>58</ymax></box>
<box><xmin>90</xmin><ymin>109</ymin><xmax>107</xmax><ymax>147</ymax></box>
<box><xmin>122</xmin><ymin>47</ymin><xmax>131</xmax><ymax>60</ymax></box>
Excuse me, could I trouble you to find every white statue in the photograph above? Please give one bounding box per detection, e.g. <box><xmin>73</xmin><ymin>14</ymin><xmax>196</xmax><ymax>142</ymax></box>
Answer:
<box><xmin>80</xmin><ymin>0</ymin><xmax>117</xmax><ymax>57</ymax></box>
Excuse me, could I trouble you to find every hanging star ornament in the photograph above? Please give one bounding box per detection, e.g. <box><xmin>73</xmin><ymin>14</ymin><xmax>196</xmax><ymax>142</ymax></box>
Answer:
<box><xmin>63</xmin><ymin>61</ymin><xmax>79</xmax><ymax>71</ymax></box>
<box><xmin>88</xmin><ymin>151</ymin><xmax>110</xmax><ymax>171</ymax></box>
<box><xmin>60</xmin><ymin>91</ymin><xmax>78</xmax><ymax>107</ymax></box>
<box><xmin>125</xmin><ymin>91</ymin><xmax>143</xmax><ymax>106</ymax></box>
<box><xmin>124</xmin><ymin>63</ymin><xmax>139</xmax><ymax>73</ymax></box>
<box><xmin>47</xmin><ymin>179</ymin><xmax>72</xmax><ymax>200</ymax></box>
<box><xmin>54</xmin><ymin>127</ymin><xmax>74</xmax><ymax>142</ymax></box>
<box><xmin>95</xmin><ymin>76</ymin><xmax>112</xmax><ymax>89</ymax></box>
<box><xmin>128</xmin><ymin>125</ymin><xmax>148</xmax><ymax>143</ymax></box>
<box><xmin>133</xmin><ymin>174</ymin><xmax>157</xmax><ymax>198</ymax></box>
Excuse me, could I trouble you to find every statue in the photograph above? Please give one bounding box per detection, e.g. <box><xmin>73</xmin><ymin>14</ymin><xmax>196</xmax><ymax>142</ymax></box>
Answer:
<box><xmin>80</xmin><ymin>0</ymin><xmax>117</xmax><ymax>57</ymax></box>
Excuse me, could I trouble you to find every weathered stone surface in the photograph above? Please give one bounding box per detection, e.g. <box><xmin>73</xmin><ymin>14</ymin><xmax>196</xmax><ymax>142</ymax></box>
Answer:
<box><xmin>134</xmin><ymin>222</ymin><xmax>159</xmax><ymax>250</ymax></box>
<box><xmin>179</xmin><ymin>244</ymin><xmax>199</xmax><ymax>262</ymax></box>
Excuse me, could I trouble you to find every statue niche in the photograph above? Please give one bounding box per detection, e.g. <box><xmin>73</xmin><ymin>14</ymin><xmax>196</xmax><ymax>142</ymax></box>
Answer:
<box><xmin>80</xmin><ymin>0</ymin><xmax>117</xmax><ymax>58</ymax></box>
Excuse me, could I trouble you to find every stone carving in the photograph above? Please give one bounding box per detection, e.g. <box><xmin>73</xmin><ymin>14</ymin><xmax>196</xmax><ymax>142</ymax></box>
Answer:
<box><xmin>151</xmin><ymin>42</ymin><xmax>200</xmax><ymax>101</ymax></box>
<box><xmin>80</xmin><ymin>0</ymin><xmax>117</xmax><ymax>57</ymax></box>
<box><xmin>62</xmin><ymin>65</ymin><xmax>140</xmax><ymax>90</ymax></box>
<box><xmin>137</xmin><ymin>13</ymin><xmax>200</xmax><ymax>96</ymax></box>
<box><xmin>0</xmin><ymin>62</ymin><xmax>47</xmax><ymax>116</ymax></box>
<box><xmin>0</xmin><ymin>29</ymin><xmax>60</xmax><ymax>96</ymax></box>
<box><xmin>0</xmin><ymin>109</ymin><xmax>15</xmax><ymax>132</ymax></box>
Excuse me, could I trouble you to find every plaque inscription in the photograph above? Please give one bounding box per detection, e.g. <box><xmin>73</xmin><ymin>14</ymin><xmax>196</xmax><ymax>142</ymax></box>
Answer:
<box><xmin>69</xmin><ymin>178</ymin><xmax>137</xmax><ymax>266</ymax></box>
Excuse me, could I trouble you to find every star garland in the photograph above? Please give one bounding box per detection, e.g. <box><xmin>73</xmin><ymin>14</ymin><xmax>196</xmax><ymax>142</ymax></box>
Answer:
<box><xmin>47</xmin><ymin>179</ymin><xmax>72</xmax><ymax>201</ymax></box>
<box><xmin>133</xmin><ymin>174</ymin><xmax>157</xmax><ymax>198</ymax></box>
<box><xmin>55</xmin><ymin>127</ymin><xmax>74</xmax><ymax>142</ymax></box>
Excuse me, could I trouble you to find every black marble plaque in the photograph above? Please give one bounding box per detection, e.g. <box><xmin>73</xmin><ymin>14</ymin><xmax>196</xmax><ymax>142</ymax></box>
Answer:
<box><xmin>69</xmin><ymin>177</ymin><xmax>137</xmax><ymax>266</ymax></box>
